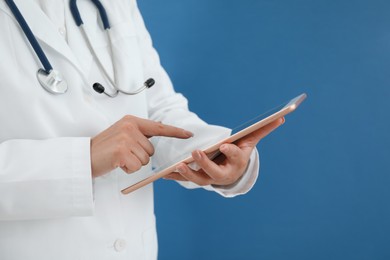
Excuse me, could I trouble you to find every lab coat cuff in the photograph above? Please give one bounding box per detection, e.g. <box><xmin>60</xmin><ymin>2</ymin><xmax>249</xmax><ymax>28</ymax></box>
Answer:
<box><xmin>207</xmin><ymin>148</ymin><xmax>260</xmax><ymax>198</ymax></box>
<box><xmin>71</xmin><ymin>138</ymin><xmax>94</xmax><ymax>216</ymax></box>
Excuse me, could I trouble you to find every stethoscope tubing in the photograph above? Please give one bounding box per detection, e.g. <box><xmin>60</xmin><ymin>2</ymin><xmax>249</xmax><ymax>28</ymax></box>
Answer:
<box><xmin>4</xmin><ymin>0</ymin><xmax>154</xmax><ymax>96</ymax></box>
<box><xmin>73</xmin><ymin>0</ymin><xmax>151</xmax><ymax>97</ymax></box>
<box><xmin>69</xmin><ymin>0</ymin><xmax>110</xmax><ymax>29</ymax></box>
<box><xmin>4</xmin><ymin>0</ymin><xmax>53</xmax><ymax>73</ymax></box>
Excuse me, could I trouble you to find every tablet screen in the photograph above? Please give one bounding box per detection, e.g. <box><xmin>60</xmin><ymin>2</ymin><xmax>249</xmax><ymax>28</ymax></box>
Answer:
<box><xmin>230</xmin><ymin>102</ymin><xmax>288</xmax><ymax>135</ymax></box>
<box><xmin>150</xmin><ymin>99</ymin><xmax>290</xmax><ymax>175</ymax></box>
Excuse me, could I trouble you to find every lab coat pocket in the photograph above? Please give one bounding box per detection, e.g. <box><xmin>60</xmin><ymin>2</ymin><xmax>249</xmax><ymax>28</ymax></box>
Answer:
<box><xmin>109</xmin><ymin>20</ymin><xmax>137</xmax><ymax>41</ymax></box>
<box><xmin>142</xmin><ymin>225</ymin><xmax>158</xmax><ymax>260</ymax></box>
<box><xmin>88</xmin><ymin>19</ymin><xmax>144</xmax><ymax>93</ymax></box>
<box><xmin>108</xmin><ymin>21</ymin><xmax>144</xmax><ymax>93</ymax></box>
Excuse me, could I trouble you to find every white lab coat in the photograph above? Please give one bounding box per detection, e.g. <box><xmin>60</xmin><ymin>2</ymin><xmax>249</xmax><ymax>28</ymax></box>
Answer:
<box><xmin>0</xmin><ymin>0</ymin><xmax>259</xmax><ymax>259</ymax></box>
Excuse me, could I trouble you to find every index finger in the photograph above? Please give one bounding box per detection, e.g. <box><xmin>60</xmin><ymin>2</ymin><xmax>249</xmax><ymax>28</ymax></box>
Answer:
<box><xmin>137</xmin><ymin>119</ymin><xmax>194</xmax><ymax>139</ymax></box>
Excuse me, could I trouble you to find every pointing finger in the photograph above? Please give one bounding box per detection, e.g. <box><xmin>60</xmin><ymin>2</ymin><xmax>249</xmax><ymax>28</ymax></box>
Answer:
<box><xmin>138</xmin><ymin>119</ymin><xmax>194</xmax><ymax>139</ymax></box>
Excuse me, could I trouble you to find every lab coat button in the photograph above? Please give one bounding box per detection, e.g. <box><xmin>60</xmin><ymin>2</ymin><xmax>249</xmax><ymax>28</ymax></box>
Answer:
<box><xmin>58</xmin><ymin>27</ymin><xmax>66</xmax><ymax>36</ymax></box>
<box><xmin>114</xmin><ymin>239</ymin><xmax>127</xmax><ymax>252</ymax></box>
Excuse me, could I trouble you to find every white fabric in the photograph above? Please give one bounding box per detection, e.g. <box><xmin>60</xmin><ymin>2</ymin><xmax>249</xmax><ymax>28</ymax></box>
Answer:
<box><xmin>0</xmin><ymin>0</ymin><xmax>259</xmax><ymax>259</ymax></box>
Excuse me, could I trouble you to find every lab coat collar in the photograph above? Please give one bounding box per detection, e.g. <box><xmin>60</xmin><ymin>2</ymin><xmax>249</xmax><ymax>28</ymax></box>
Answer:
<box><xmin>0</xmin><ymin>0</ymin><xmax>96</xmax><ymax>76</ymax></box>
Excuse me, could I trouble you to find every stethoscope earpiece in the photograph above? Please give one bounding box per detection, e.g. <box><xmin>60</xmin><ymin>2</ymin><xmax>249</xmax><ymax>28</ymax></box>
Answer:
<box><xmin>93</xmin><ymin>78</ymin><xmax>155</xmax><ymax>98</ymax></box>
<box><xmin>93</xmin><ymin>83</ymin><xmax>105</xmax><ymax>94</ymax></box>
<box><xmin>145</xmin><ymin>78</ymin><xmax>155</xmax><ymax>89</ymax></box>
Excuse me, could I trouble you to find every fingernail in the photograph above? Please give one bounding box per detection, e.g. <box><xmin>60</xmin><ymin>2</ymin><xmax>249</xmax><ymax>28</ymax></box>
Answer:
<box><xmin>220</xmin><ymin>144</ymin><xmax>229</xmax><ymax>153</ymax></box>
<box><xmin>193</xmin><ymin>150</ymin><xmax>202</xmax><ymax>160</ymax></box>
<box><xmin>281</xmin><ymin>117</ymin><xmax>286</xmax><ymax>124</ymax></box>
<box><xmin>184</xmin><ymin>130</ymin><xmax>194</xmax><ymax>138</ymax></box>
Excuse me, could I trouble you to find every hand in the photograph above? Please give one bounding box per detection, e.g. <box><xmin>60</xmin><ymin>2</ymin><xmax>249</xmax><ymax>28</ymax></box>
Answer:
<box><xmin>91</xmin><ymin>115</ymin><xmax>193</xmax><ymax>178</ymax></box>
<box><xmin>164</xmin><ymin>117</ymin><xmax>285</xmax><ymax>186</ymax></box>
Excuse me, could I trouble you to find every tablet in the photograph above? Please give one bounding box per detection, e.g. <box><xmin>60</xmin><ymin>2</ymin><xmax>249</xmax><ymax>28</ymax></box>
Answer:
<box><xmin>121</xmin><ymin>93</ymin><xmax>307</xmax><ymax>194</ymax></box>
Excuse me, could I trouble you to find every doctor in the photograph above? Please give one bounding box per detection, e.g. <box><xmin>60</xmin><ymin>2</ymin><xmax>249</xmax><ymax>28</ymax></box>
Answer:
<box><xmin>0</xmin><ymin>0</ymin><xmax>283</xmax><ymax>259</ymax></box>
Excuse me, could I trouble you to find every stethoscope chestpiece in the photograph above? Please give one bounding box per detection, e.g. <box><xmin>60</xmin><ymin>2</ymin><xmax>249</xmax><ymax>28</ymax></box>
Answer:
<box><xmin>37</xmin><ymin>69</ymin><xmax>68</xmax><ymax>94</ymax></box>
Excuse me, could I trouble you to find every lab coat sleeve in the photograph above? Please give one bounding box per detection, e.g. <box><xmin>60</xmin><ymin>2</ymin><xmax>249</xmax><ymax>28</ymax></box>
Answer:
<box><xmin>0</xmin><ymin>138</ymin><xmax>94</xmax><ymax>221</ymax></box>
<box><xmin>179</xmin><ymin>149</ymin><xmax>260</xmax><ymax>198</ymax></box>
<box><xmin>131</xmin><ymin>1</ymin><xmax>259</xmax><ymax>197</ymax></box>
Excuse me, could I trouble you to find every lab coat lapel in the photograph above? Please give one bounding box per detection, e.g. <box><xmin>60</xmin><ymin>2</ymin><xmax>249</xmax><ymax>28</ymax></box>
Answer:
<box><xmin>11</xmin><ymin>0</ymin><xmax>87</xmax><ymax>75</ymax></box>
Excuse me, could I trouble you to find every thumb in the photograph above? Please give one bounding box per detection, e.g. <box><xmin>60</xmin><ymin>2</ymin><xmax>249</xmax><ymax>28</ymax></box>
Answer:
<box><xmin>236</xmin><ymin>117</ymin><xmax>285</xmax><ymax>148</ymax></box>
<box><xmin>220</xmin><ymin>143</ymin><xmax>251</xmax><ymax>162</ymax></box>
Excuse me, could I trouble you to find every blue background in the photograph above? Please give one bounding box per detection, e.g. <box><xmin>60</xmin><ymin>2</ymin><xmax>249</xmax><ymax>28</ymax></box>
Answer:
<box><xmin>138</xmin><ymin>0</ymin><xmax>390</xmax><ymax>259</ymax></box>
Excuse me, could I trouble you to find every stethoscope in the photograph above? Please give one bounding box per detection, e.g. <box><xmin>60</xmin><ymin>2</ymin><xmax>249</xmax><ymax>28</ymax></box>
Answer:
<box><xmin>4</xmin><ymin>0</ymin><xmax>155</xmax><ymax>97</ymax></box>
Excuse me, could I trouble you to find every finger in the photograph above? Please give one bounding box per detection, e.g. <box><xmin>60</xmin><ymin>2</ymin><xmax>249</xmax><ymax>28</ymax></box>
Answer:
<box><xmin>136</xmin><ymin>118</ymin><xmax>194</xmax><ymax>139</ymax></box>
<box><xmin>134</xmin><ymin>132</ymin><xmax>155</xmax><ymax>156</ymax></box>
<box><xmin>219</xmin><ymin>144</ymin><xmax>249</xmax><ymax>169</ymax></box>
<box><xmin>210</xmin><ymin>152</ymin><xmax>226</xmax><ymax>165</ymax></box>
<box><xmin>191</xmin><ymin>150</ymin><xmax>224</xmax><ymax>180</ymax></box>
<box><xmin>164</xmin><ymin>172</ymin><xmax>188</xmax><ymax>181</ymax></box>
<box><xmin>119</xmin><ymin>152</ymin><xmax>142</xmax><ymax>174</ymax></box>
<box><xmin>130</xmin><ymin>143</ymin><xmax>150</xmax><ymax>166</ymax></box>
<box><xmin>175</xmin><ymin>163</ymin><xmax>213</xmax><ymax>186</ymax></box>
<box><xmin>236</xmin><ymin>117</ymin><xmax>285</xmax><ymax>148</ymax></box>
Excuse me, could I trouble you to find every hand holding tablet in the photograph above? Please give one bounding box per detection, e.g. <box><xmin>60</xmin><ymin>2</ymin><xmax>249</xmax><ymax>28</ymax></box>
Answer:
<box><xmin>121</xmin><ymin>93</ymin><xmax>307</xmax><ymax>194</ymax></box>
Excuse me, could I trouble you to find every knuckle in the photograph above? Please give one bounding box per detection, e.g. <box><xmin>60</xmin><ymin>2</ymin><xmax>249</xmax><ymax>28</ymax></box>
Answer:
<box><xmin>143</xmin><ymin>140</ymin><xmax>155</xmax><ymax>156</ymax></box>
<box><xmin>122</xmin><ymin>167</ymin><xmax>132</xmax><ymax>174</ymax></box>
<box><xmin>122</xmin><ymin>122</ymin><xmax>136</xmax><ymax>132</ymax></box>
<box><xmin>155</xmin><ymin>122</ymin><xmax>166</xmax><ymax>133</ymax></box>
<box><xmin>195</xmin><ymin>181</ymin><xmax>205</xmax><ymax>186</ymax></box>
<box><xmin>149</xmin><ymin>146</ymin><xmax>155</xmax><ymax>156</ymax></box>
<box><xmin>117</xmin><ymin>132</ymin><xmax>129</xmax><ymax>142</ymax></box>
<box><xmin>112</xmin><ymin>148</ymin><xmax>121</xmax><ymax>159</ymax></box>
<box><xmin>126</xmin><ymin>165</ymin><xmax>136</xmax><ymax>173</ymax></box>
<box><xmin>228</xmin><ymin>147</ymin><xmax>240</xmax><ymax>158</ymax></box>
<box><xmin>112</xmin><ymin>158</ymin><xmax>122</xmax><ymax>170</ymax></box>
<box><xmin>134</xmin><ymin>160</ymin><xmax>142</xmax><ymax>170</ymax></box>
<box><xmin>113</xmin><ymin>149</ymin><xmax>129</xmax><ymax>168</ymax></box>
<box><xmin>141</xmin><ymin>154</ymin><xmax>150</xmax><ymax>165</ymax></box>
<box><xmin>156</xmin><ymin>122</ymin><xmax>165</xmax><ymax>129</ymax></box>
<box><xmin>123</xmin><ymin>115</ymin><xmax>134</xmax><ymax>122</ymax></box>
<box><xmin>127</xmin><ymin>159</ymin><xmax>142</xmax><ymax>172</ymax></box>
<box><xmin>113</xmin><ymin>144</ymin><xmax>125</xmax><ymax>158</ymax></box>
<box><xmin>196</xmin><ymin>179</ymin><xmax>210</xmax><ymax>187</ymax></box>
